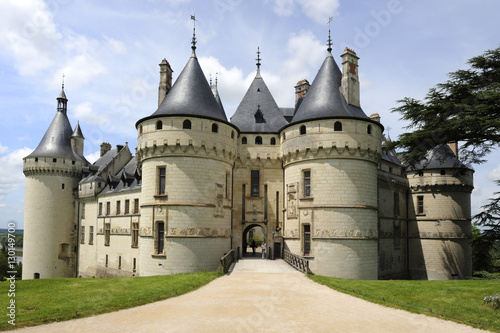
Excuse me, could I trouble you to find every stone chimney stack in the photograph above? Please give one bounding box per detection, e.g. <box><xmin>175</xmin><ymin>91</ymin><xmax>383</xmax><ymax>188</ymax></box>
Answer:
<box><xmin>158</xmin><ymin>58</ymin><xmax>173</xmax><ymax>107</ymax></box>
<box><xmin>448</xmin><ymin>141</ymin><xmax>459</xmax><ymax>157</ymax></box>
<box><xmin>294</xmin><ymin>79</ymin><xmax>310</xmax><ymax>106</ymax></box>
<box><xmin>341</xmin><ymin>47</ymin><xmax>360</xmax><ymax>107</ymax></box>
<box><xmin>370</xmin><ymin>113</ymin><xmax>381</xmax><ymax>123</ymax></box>
<box><xmin>100</xmin><ymin>142</ymin><xmax>112</xmax><ymax>157</ymax></box>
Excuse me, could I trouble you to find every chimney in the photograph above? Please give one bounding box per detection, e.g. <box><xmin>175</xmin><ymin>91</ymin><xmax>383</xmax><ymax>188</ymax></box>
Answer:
<box><xmin>100</xmin><ymin>142</ymin><xmax>112</xmax><ymax>157</ymax></box>
<box><xmin>448</xmin><ymin>141</ymin><xmax>459</xmax><ymax>157</ymax></box>
<box><xmin>294</xmin><ymin>79</ymin><xmax>310</xmax><ymax>107</ymax></box>
<box><xmin>341</xmin><ymin>47</ymin><xmax>360</xmax><ymax>107</ymax></box>
<box><xmin>370</xmin><ymin>113</ymin><xmax>381</xmax><ymax>123</ymax></box>
<box><xmin>158</xmin><ymin>58</ymin><xmax>173</xmax><ymax>107</ymax></box>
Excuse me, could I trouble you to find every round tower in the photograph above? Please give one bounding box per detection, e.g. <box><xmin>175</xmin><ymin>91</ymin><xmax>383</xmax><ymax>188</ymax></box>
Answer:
<box><xmin>22</xmin><ymin>86</ymin><xmax>86</xmax><ymax>279</ymax></box>
<box><xmin>407</xmin><ymin>144</ymin><xmax>474</xmax><ymax>279</ymax></box>
<box><xmin>280</xmin><ymin>43</ymin><xmax>383</xmax><ymax>279</ymax></box>
<box><xmin>135</xmin><ymin>38</ymin><xmax>238</xmax><ymax>275</ymax></box>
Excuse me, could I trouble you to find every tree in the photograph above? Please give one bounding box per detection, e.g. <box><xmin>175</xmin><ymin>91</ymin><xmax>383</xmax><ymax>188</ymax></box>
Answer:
<box><xmin>389</xmin><ymin>46</ymin><xmax>500</xmax><ymax>167</ymax></box>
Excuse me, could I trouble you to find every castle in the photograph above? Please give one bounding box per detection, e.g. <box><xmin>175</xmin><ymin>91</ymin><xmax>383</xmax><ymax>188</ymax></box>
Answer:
<box><xmin>22</xmin><ymin>30</ymin><xmax>474</xmax><ymax>280</ymax></box>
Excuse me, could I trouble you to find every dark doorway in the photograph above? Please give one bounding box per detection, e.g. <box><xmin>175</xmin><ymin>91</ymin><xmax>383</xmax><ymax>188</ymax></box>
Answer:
<box><xmin>242</xmin><ymin>224</ymin><xmax>266</xmax><ymax>258</ymax></box>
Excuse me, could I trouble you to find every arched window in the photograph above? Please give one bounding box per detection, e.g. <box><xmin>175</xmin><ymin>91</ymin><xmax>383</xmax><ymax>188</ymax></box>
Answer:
<box><xmin>156</xmin><ymin>121</ymin><xmax>163</xmax><ymax>130</ymax></box>
<box><xmin>334</xmin><ymin>121</ymin><xmax>342</xmax><ymax>131</ymax></box>
<box><xmin>242</xmin><ymin>137</ymin><xmax>247</xmax><ymax>144</ymax></box>
<box><xmin>300</xmin><ymin>125</ymin><xmax>306</xmax><ymax>135</ymax></box>
<box><xmin>231</xmin><ymin>131</ymin><xmax>235</xmax><ymax>139</ymax></box>
<box><xmin>255</xmin><ymin>136</ymin><xmax>262</xmax><ymax>145</ymax></box>
<box><xmin>212</xmin><ymin>123</ymin><xmax>218</xmax><ymax>133</ymax></box>
<box><xmin>183</xmin><ymin>119</ymin><xmax>191</xmax><ymax>129</ymax></box>
<box><xmin>367</xmin><ymin>125</ymin><xmax>372</xmax><ymax>135</ymax></box>
<box><xmin>270</xmin><ymin>137</ymin><xmax>276</xmax><ymax>145</ymax></box>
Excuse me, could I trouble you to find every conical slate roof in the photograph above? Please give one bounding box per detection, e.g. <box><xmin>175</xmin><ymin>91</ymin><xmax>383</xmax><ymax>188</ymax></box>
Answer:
<box><xmin>27</xmin><ymin>110</ymin><xmax>79</xmax><ymax>160</ymax></box>
<box><xmin>289</xmin><ymin>52</ymin><xmax>368</xmax><ymax>125</ymax></box>
<box><xmin>230</xmin><ymin>73</ymin><xmax>288</xmax><ymax>133</ymax></box>
<box><xmin>411</xmin><ymin>144</ymin><xmax>470</xmax><ymax>170</ymax></box>
<box><xmin>72</xmin><ymin>121</ymin><xmax>84</xmax><ymax>138</ymax></box>
<box><xmin>142</xmin><ymin>51</ymin><xmax>228</xmax><ymax>124</ymax></box>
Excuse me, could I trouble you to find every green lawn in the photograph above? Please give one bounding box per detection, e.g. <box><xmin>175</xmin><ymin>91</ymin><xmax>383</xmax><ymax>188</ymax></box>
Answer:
<box><xmin>0</xmin><ymin>271</ymin><xmax>222</xmax><ymax>330</ymax></box>
<box><xmin>309</xmin><ymin>275</ymin><xmax>500</xmax><ymax>332</ymax></box>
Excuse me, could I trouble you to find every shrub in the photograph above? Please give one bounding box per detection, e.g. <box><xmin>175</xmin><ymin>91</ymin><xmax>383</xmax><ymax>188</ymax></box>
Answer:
<box><xmin>483</xmin><ymin>294</ymin><xmax>500</xmax><ymax>310</ymax></box>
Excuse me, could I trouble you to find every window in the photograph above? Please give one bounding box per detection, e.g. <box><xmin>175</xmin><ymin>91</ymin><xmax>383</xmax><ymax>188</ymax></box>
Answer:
<box><xmin>270</xmin><ymin>137</ymin><xmax>276</xmax><ymax>145</ymax></box>
<box><xmin>393</xmin><ymin>192</ymin><xmax>400</xmax><ymax>217</ymax></box>
<box><xmin>116</xmin><ymin>201</ymin><xmax>121</xmax><ymax>215</ymax></box>
<box><xmin>134</xmin><ymin>199</ymin><xmax>139</xmax><ymax>214</ymax></box>
<box><xmin>242</xmin><ymin>137</ymin><xmax>247</xmax><ymax>144</ymax></box>
<box><xmin>53</xmin><ymin>158</ymin><xmax>57</xmax><ymax>163</ymax></box>
<box><xmin>106</xmin><ymin>202</ymin><xmax>110</xmax><ymax>216</ymax></box>
<box><xmin>334</xmin><ymin>121</ymin><xmax>342</xmax><ymax>131</ymax></box>
<box><xmin>99</xmin><ymin>202</ymin><xmax>103</xmax><ymax>216</ymax></box>
<box><xmin>440</xmin><ymin>169</ymin><xmax>446</xmax><ymax>175</ymax></box>
<box><xmin>212</xmin><ymin>123</ymin><xmax>218</xmax><ymax>133</ymax></box>
<box><xmin>156</xmin><ymin>121</ymin><xmax>163</xmax><ymax>130</ymax></box>
<box><xmin>255</xmin><ymin>136</ymin><xmax>262</xmax><ymax>145</ymax></box>
<box><xmin>139</xmin><ymin>125</ymin><xmax>143</xmax><ymax>135</ymax></box>
<box><xmin>89</xmin><ymin>226</ymin><xmax>94</xmax><ymax>245</ymax></box>
<box><xmin>105</xmin><ymin>223</ymin><xmax>110</xmax><ymax>246</ymax></box>
<box><xmin>133</xmin><ymin>258</ymin><xmax>137</xmax><ymax>272</ymax></box>
<box><xmin>132</xmin><ymin>222</ymin><xmax>139</xmax><ymax>247</ymax></box>
<box><xmin>367</xmin><ymin>125</ymin><xmax>372</xmax><ymax>135</ymax></box>
<box><xmin>225</xmin><ymin>173</ymin><xmax>230</xmax><ymax>199</ymax></box>
<box><xmin>158</xmin><ymin>167</ymin><xmax>166</xmax><ymax>195</ymax></box>
<box><xmin>118</xmin><ymin>256</ymin><xmax>122</xmax><ymax>269</ymax></box>
<box><xmin>251</xmin><ymin>170</ymin><xmax>259</xmax><ymax>197</ymax></box>
<box><xmin>303</xmin><ymin>224</ymin><xmax>311</xmax><ymax>256</ymax></box>
<box><xmin>105</xmin><ymin>254</ymin><xmax>108</xmax><ymax>267</ymax></box>
<box><xmin>231</xmin><ymin>131</ymin><xmax>235</xmax><ymax>139</ymax></box>
<box><xmin>304</xmin><ymin>170</ymin><xmax>311</xmax><ymax>197</ymax></box>
<box><xmin>183</xmin><ymin>119</ymin><xmax>191</xmax><ymax>129</ymax></box>
<box><xmin>418</xmin><ymin>171</ymin><xmax>424</xmax><ymax>177</ymax></box>
<box><xmin>125</xmin><ymin>199</ymin><xmax>130</xmax><ymax>214</ymax></box>
<box><xmin>417</xmin><ymin>196</ymin><xmax>424</xmax><ymax>214</ymax></box>
<box><xmin>300</xmin><ymin>125</ymin><xmax>306</xmax><ymax>135</ymax></box>
<box><xmin>81</xmin><ymin>203</ymin><xmax>86</xmax><ymax>219</ymax></box>
<box><xmin>157</xmin><ymin>222</ymin><xmax>165</xmax><ymax>254</ymax></box>
<box><xmin>255</xmin><ymin>109</ymin><xmax>265</xmax><ymax>123</ymax></box>
<box><xmin>80</xmin><ymin>226</ymin><xmax>85</xmax><ymax>244</ymax></box>
<box><xmin>62</xmin><ymin>183</ymin><xmax>65</xmax><ymax>190</ymax></box>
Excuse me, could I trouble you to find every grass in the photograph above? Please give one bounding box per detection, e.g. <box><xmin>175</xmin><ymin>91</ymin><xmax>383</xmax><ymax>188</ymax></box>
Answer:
<box><xmin>309</xmin><ymin>275</ymin><xmax>500</xmax><ymax>332</ymax></box>
<box><xmin>0</xmin><ymin>271</ymin><xmax>222</xmax><ymax>330</ymax></box>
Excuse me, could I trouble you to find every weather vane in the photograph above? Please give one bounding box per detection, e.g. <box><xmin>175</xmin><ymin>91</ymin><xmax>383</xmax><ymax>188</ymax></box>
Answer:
<box><xmin>191</xmin><ymin>14</ymin><xmax>197</xmax><ymax>50</ymax></box>
<box><xmin>256</xmin><ymin>47</ymin><xmax>261</xmax><ymax>72</ymax></box>
<box><xmin>327</xmin><ymin>16</ymin><xmax>333</xmax><ymax>52</ymax></box>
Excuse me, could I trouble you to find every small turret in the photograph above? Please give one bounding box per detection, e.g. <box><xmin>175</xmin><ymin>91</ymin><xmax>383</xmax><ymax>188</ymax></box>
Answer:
<box><xmin>71</xmin><ymin>121</ymin><xmax>85</xmax><ymax>159</ymax></box>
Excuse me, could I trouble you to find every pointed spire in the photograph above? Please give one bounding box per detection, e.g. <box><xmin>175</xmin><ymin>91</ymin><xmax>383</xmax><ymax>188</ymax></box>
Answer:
<box><xmin>72</xmin><ymin>121</ymin><xmax>85</xmax><ymax>139</ymax></box>
<box><xmin>256</xmin><ymin>47</ymin><xmax>261</xmax><ymax>76</ymax></box>
<box><xmin>191</xmin><ymin>14</ymin><xmax>197</xmax><ymax>54</ymax></box>
<box><xmin>327</xmin><ymin>16</ymin><xmax>333</xmax><ymax>53</ymax></box>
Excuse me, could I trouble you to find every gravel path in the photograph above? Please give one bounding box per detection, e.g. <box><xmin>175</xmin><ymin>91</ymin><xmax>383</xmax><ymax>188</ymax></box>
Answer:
<box><xmin>12</xmin><ymin>259</ymin><xmax>490</xmax><ymax>333</ymax></box>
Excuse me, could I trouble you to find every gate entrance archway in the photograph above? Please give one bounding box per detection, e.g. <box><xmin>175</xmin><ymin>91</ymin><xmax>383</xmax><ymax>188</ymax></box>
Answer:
<box><xmin>242</xmin><ymin>224</ymin><xmax>266</xmax><ymax>257</ymax></box>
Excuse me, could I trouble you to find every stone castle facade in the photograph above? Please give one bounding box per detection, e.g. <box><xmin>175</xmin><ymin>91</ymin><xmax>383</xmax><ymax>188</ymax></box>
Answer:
<box><xmin>22</xmin><ymin>33</ymin><xmax>474</xmax><ymax>280</ymax></box>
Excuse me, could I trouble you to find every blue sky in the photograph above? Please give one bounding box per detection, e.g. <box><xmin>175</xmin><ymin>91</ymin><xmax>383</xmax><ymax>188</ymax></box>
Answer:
<box><xmin>0</xmin><ymin>0</ymin><xmax>499</xmax><ymax>229</ymax></box>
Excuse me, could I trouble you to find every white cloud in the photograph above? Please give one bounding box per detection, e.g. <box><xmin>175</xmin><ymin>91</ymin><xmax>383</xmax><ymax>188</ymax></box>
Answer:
<box><xmin>85</xmin><ymin>150</ymin><xmax>101</xmax><ymax>164</ymax></box>
<box><xmin>488</xmin><ymin>163</ymin><xmax>500</xmax><ymax>181</ymax></box>
<box><xmin>0</xmin><ymin>147</ymin><xmax>33</xmax><ymax>200</ymax></box>
<box><xmin>297</xmin><ymin>0</ymin><xmax>340</xmax><ymax>24</ymax></box>
<box><xmin>272</xmin><ymin>0</ymin><xmax>296</xmax><ymax>17</ymax></box>
<box><xmin>0</xmin><ymin>143</ymin><xmax>8</xmax><ymax>154</ymax></box>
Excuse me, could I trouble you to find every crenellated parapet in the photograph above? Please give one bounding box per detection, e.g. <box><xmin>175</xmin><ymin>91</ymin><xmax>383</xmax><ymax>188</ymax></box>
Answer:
<box><xmin>136</xmin><ymin>116</ymin><xmax>237</xmax><ymax>165</ymax></box>
<box><xmin>23</xmin><ymin>157</ymin><xmax>83</xmax><ymax>178</ymax></box>
<box><xmin>280</xmin><ymin>119</ymin><xmax>382</xmax><ymax>166</ymax></box>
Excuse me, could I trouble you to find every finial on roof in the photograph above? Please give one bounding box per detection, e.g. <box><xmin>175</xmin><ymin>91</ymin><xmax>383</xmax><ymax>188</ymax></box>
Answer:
<box><xmin>191</xmin><ymin>15</ymin><xmax>197</xmax><ymax>52</ymax></box>
<box><xmin>327</xmin><ymin>16</ymin><xmax>333</xmax><ymax>53</ymax></box>
<box><xmin>256</xmin><ymin>47</ymin><xmax>261</xmax><ymax>74</ymax></box>
<box><xmin>215</xmin><ymin>72</ymin><xmax>218</xmax><ymax>87</ymax></box>
<box><xmin>62</xmin><ymin>73</ymin><xmax>65</xmax><ymax>90</ymax></box>
<box><xmin>209</xmin><ymin>73</ymin><xmax>213</xmax><ymax>86</ymax></box>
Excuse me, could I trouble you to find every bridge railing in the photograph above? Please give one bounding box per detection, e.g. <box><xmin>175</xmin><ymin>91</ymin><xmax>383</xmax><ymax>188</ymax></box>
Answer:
<box><xmin>284</xmin><ymin>249</ymin><xmax>309</xmax><ymax>274</ymax></box>
<box><xmin>220</xmin><ymin>247</ymin><xmax>239</xmax><ymax>274</ymax></box>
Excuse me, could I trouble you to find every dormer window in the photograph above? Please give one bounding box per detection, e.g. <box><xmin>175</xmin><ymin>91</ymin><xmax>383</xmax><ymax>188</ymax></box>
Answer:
<box><xmin>255</xmin><ymin>106</ymin><xmax>265</xmax><ymax>123</ymax></box>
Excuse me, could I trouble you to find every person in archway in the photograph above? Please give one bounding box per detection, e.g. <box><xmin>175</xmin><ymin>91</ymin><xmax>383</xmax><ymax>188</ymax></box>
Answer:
<box><xmin>261</xmin><ymin>241</ymin><xmax>266</xmax><ymax>259</ymax></box>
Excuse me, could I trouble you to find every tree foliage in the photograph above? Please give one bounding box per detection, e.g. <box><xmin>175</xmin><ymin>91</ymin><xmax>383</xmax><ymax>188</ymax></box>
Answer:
<box><xmin>389</xmin><ymin>46</ymin><xmax>500</xmax><ymax>167</ymax></box>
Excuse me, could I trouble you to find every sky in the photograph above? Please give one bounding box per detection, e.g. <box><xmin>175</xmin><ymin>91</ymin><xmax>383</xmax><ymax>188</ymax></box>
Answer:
<box><xmin>0</xmin><ymin>0</ymin><xmax>499</xmax><ymax>229</ymax></box>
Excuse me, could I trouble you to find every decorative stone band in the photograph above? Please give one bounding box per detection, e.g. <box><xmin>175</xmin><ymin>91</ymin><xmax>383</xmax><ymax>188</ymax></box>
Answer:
<box><xmin>137</xmin><ymin>139</ymin><xmax>236</xmax><ymax>164</ymax></box>
<box><xmin>297</xmin><ymin>204</ymin><xmax>378</xmax><ymax>210</ymax></box>
<box><xmin>167</xmin><ymin>227</ymin><xmax>231</xmax><ymax>238</ymax></box>
<box><xmin>409</xmin><ymin>232</ymin><xmax>471</xmax><ymax>239</ymax></box>
<box><xmin>281</xmin><ymin>145</ymin><xmax>381</xmax><ymax>166</ymax></box>
<box><xmin>284</xmin><ymin>228</ymin><xmax>378</xmax><ymax>239</ymax></box>
<box><xmin>141</xmin><ymin>203</ymin><xmax>232</xmax><ymax>209</ymax></box>
<box><xmin>235</xmin><ymin>154</ymin><xmax>282</xmax><ymax>167</ymax></box>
